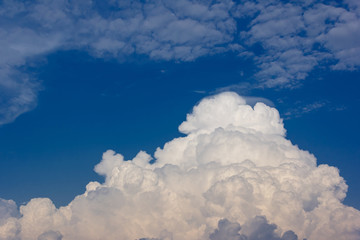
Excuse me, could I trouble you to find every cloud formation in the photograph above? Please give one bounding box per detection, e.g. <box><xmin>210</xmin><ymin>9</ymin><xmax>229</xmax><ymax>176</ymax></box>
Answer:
<box><xmin>0</xmin><ymin>92</ymin><xmax>359</xmax><ymax>240</ymax></box>
<box><xmin>237</xmin><ymin>0</ymin><xmax>360</xmax><ymax>87</ymax></box>
<box><xmin>1</xmin><ymin>0</ymin><xmax>360</xmax><ymax>124</ymax></box>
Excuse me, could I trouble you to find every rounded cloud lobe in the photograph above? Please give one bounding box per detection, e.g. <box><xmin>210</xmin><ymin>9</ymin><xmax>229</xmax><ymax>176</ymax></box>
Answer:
<box><xmin>1</xmin><ymin>92</ymin><xmax>359</xmax><ymax>240</ymax></box>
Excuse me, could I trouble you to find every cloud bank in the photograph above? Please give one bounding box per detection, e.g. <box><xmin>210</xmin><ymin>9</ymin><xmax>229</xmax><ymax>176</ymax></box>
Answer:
<box><xmin>1</xmin><ymin>0</ymin><xmax>360</xmax><ymax>124</ymax></box>
<box><xmin>1</xmin><ymin>92</ymin><xmax>359</xmax><ymax>240</ymax></box>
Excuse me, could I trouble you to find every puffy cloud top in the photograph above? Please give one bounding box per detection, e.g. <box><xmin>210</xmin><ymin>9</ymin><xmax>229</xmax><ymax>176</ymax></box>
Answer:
<box><xmin>179</xmin><ymin>92</ymin><xmax>285</xmax><ymax>136</ymax></box>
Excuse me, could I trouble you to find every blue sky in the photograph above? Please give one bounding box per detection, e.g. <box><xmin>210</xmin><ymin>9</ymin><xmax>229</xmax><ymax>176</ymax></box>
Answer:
<box><xmin>1</xmin><ymin>50</ymin><xmax>360</xmax><ymax>209</ymax></box>
<box><xmin>1</xmin><ymin>1</ymin><xmax>360</xmax><ymax>239</ymax></box>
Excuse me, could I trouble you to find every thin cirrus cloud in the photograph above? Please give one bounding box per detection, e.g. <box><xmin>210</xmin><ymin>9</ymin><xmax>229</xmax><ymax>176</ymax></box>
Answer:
<box><xmin>282</xmin><ymin>100</ymin><xmax>328</xmax><ymax>119</ymax></box>
<box><xmin>0</xmin><ymin>92</ymin><xmax>359</xmax><ymax>239</ymax></box>
<box><xmin>1</xmin><ymin>0</ymin><xmax>360</xmax><ymax>124</ymax></box>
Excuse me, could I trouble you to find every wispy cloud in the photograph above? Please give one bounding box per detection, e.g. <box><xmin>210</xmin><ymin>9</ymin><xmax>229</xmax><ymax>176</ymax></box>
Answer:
<box><xmin>282</xmin><ymin>99</ymin><xmax>348</xmax><ymax>119</ymax></box>
<box><xmin>283</xmin><ymin>100</ymin><xmax>328</xmax><ymax>119</ymax></box>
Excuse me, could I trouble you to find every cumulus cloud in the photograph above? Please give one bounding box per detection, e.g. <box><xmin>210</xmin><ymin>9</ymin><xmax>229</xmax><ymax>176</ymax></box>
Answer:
<box><xmin>0</xmin><ymin>199</ymin><xmax>21</xmax><ymax>240</ymax></box>
<box><xmin>1</xmin><ymin>0</ymin><xmax>360</xmax><ymax>124</ymax></box>
<box><xmin>0</xmin><ymin>92</ymin><xmax>359</xmax><ymax>240</ymax></box>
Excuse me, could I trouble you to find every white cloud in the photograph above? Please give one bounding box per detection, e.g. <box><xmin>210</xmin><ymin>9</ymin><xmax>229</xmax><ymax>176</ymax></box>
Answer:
<box><xmin>0</xmin><ymin>92</ymin><xmax>359</xmax><ymax>240</ymax></box>
<box><xmin>0</xmin><ymin>199</ymin><xmax>20</xmax><ymax>224</ymax></box>
<box><xmin>0</xmin><ymin>67</ymin><xmax>40</xmax><ymax>125</ymax></box>
<box><xmin>177</xmin><ymin>92</ymin><xmax>284</xmax><ymax>136</ymax></box>
<box><xmin>0</xmin><ymin>198</ymin><xmax>21</xmax><ymax>240</ymax></box>
<box><xmin>239</xmin><ymin>1</ymin><xmax>315</xmax><ymax>87</ymax></box>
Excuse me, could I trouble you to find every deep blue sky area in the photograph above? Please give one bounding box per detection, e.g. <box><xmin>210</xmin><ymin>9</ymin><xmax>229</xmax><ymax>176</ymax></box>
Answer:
<box><xmin>1</xmin><ymin>0</ymin><xmax>360</xmax><ymax>218</ymax></box>
<box><xmin>0</xmin><ymin>50</ymin><xmax>359</xmax><ymax>209</ymax></box>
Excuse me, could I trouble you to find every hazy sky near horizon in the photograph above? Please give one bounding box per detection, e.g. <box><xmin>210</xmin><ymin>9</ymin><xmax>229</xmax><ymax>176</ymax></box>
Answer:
<box><xmin>0</xmin><ymin>0</ymin><xmax>360</xmax><ymax>239</ymax></box>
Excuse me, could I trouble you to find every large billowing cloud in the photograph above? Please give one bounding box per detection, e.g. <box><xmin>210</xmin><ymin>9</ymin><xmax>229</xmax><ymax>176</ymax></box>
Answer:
<box><xmin>1</xmin><ymin>92</ymin><xmax>359</xmax><ymax>240</ymax></box>
<box><xmin>1</xmin><ymin>0</ymin><xmax>360</xmax><ymax>124</ymax></box>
